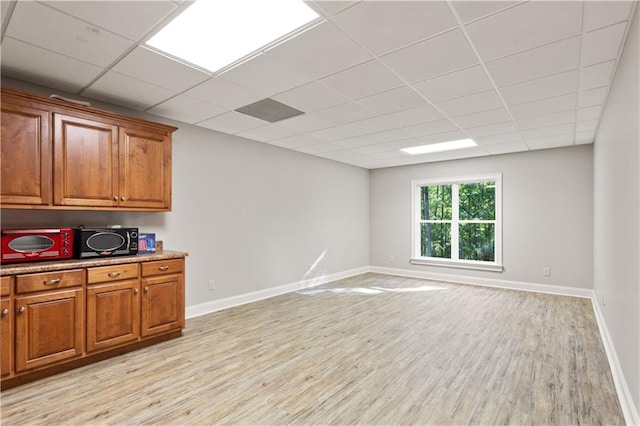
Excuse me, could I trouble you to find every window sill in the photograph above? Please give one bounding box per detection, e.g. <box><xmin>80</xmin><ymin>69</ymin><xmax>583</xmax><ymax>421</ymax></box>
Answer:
<box><xmin>410</xmin><ymin>258</ymin><xmax>504</xmax><ymax>272</ymax></box>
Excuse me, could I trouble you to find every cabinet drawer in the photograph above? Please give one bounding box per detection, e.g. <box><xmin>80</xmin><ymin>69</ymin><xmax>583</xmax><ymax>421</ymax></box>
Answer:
<box><xmin>141</xmin><ymin>259</ymin><xmax>183</xmax><ymax>277</ymax></box>
<box><xmin>16</xmin><ymin>270</ymin><xmax>83</xmax><ymax>294</ymax></box>
<box><xmin>88</xmin><ymin>264</ymin><xmax>138</xmax><ymax>284</ymax></box>
<box><xmin>1</xmin><ymin>277</ymin><xmax>11</xmax><ymax>297</ymax></box>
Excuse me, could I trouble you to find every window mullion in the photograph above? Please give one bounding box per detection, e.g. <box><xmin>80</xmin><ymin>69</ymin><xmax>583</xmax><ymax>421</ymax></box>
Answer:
<box><xmin>452</xmin><ymin>183</ymin><xmax>459</xmax><ymax>261</ymax></box>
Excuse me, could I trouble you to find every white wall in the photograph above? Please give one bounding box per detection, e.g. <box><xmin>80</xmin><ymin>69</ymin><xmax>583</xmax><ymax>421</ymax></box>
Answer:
<box><xmin>593</xmin><ymin>7</ymin><xmax>640</xmax><ymax>414</ymax></box>
<box><xmin>0</xmin><ymin>78</ymin><xmax>370</xmax><ymax>308</ymax></box>
<box><xmin>370</xmin><ymin>145</ymin><xmax>594</xmax><ymax>289</ymax></box>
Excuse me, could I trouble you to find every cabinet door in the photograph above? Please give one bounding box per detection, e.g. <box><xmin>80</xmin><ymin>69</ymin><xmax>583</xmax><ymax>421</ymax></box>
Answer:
<box><xmin>0</xmin><ymin>101</ymin><xmax>51</xmax><ymax>205</ymax></box>
<box><xmin>87</xmin><ymin>281</ymin><xmax>140</xmax><ymax>352</ymax></box>
<box><xmin>141</xmin><ymin>274</ymin><xmax>184</xmax><ymax>337</ymax></box>
<box><xmin>15</xmin><ymin>288</ymin><xmax>83</xmax><ymax>372</ymax></box>
<box><xmin>119</xmin><ymin>126</ymin><xmax>171</xmax><ymax>210</ymax></box>
<box><xmin>1</xmin><ymin>298</ymin><xmax>12</xmax><ymax>376</ymax></box>
<box><xmin>53</xmin><ymin>113</ymin><xmax>119</xmax><ymax>207</ymax></box>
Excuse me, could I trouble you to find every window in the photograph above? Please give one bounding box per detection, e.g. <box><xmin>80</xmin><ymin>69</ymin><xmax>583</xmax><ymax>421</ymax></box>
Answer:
<box><xmin>411</xmin><ymin>174</ymin><xmax>503</xmax><ymax>271</ymax></box>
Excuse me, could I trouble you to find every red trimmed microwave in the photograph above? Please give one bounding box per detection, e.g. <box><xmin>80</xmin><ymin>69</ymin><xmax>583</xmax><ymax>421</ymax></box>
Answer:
<box><xmin>1</xmin><ymin>228</ymin><xmax>74</xmax><ymax>264</ymax></box>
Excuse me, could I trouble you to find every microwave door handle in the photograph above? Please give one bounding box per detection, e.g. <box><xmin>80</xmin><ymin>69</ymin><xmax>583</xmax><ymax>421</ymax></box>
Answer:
<box><xmin>127</xmin><ymin>232</ymin><xmax>130</xmax><ymax>250</ymax></box>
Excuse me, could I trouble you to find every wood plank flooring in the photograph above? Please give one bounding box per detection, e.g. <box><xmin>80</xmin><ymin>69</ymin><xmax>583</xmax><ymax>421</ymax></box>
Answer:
<box><xmin>1</xmin><ymin>273</ymin><xmax>624</xmax><ymax>425</ymax></box>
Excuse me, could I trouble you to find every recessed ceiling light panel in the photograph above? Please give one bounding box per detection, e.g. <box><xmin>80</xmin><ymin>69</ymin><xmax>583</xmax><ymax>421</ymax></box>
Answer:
<box><xmin>401</xmin><ymin>139</ymin><xmax>477</xmax><ymax>155</ymax></box>
<box><xmin>146</xmin><ymin>0</ymin><xmax>319</xmax><ymax>73</ymax></box>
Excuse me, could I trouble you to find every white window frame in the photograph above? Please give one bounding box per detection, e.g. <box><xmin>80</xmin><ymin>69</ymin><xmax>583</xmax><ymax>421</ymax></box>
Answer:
<box><xmin>410</xmin><ymin>173</ymin><xmax>503</xmax><ymax>272</ymax></box>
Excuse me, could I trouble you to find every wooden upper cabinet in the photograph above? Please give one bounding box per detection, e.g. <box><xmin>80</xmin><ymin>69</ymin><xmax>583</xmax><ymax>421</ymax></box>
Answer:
<box><xmin>0</xmin><ymin>101</ymin><xmax>51</xmax><ymax>206</ymax></box>
<box><xmin>53</xmin><ymin>114</ymin><xmax>119</xmax><ymax>208</ymax></box>
<box><xmin>119</xmin><ymin>126</ymin><xmax>171</xmax><ymax>210</ymax></box>
<box><xmin>0</xmin><ymin>87</ymin><xmax>176</xmax><ymax>211</ymax></box>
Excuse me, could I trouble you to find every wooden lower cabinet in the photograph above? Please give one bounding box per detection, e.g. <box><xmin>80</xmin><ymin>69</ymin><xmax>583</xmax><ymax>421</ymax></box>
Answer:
<box><xmin>87</xmin><ymin>280</ymin><xmax>140</xmax><ymax>352</ymax></box>
<box><xmin>15</xmin><ymin>288</ymin><xmax>84</xmax><ymax>372</ymax></box>
<box><xmin>1</xmin><ymin>255</ymin><xmax>185</xmax><ymax>389</ymax></box>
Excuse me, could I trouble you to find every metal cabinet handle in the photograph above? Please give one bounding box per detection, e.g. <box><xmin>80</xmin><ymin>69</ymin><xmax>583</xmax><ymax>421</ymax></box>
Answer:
<box><xmin>18</xmin><ymin>306</ymin><xmax>25</xmax><ymax>313</ymax></box>
<box><xmin>108</xmin><ymin>271</ymin><xmax>121</xmax><ymax>278</ymax></box>
<box><xmin>1</xmin><ymin>308</ymin><xmax>8</xmax><ymax>316</ymax></box>
<box><xmin>133</xmin><ymin>288</ymin><xmax>138</xmax><ymax>295</ymax></box>
<box><xmin>114</xmin><ymin>196</ymin><xmax>118</xmax><ymax>201</ymax></box>
<box><xmin>43</xmin><ymin>278</ymin><xmax>61</xmax><ymax>285</ymax></box>
<box><xmin>158</xmin><ymin>266</ymin><xmax>169</xmax><ymax>271</ymax></box>
<box><xmin>144</xmin><ymin>286</ymin><xmax>149</xmax><ymax>293</ymax></box>
<box><xmin>121</xmin><ymin>196</ymin><xmax>126</xmax><ymax>201</ymax></box>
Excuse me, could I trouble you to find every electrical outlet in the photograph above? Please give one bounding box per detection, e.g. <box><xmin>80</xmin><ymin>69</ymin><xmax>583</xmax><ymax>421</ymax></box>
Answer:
<box><xmin>542</xmin><ymin>267</ymin><xmax>551</xmax><ymax>277</ymax></box>
<box><xmin>208</xmin><ymin>279</ymin><xmax>216</xmax><ymax>291</ymax></box>
<box><xmin>602</xmin><ymin>293</ymin><xmax>606</xmax><ymax>306</ymax></box>
<box><xmin>389</xmin><ymin>255</ymin><xmax>395</xmax><ymax>263</ymax></box>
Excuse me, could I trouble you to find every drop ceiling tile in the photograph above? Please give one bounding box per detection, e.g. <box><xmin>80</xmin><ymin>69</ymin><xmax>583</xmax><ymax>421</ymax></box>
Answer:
<box><xmin>452</xmin><ymin>108</ymin><xmax>511</xmax><ymax>129</ymax></box>
<box><xmin>332</xmin><ymin>136</ymin><xmax>377</xmax><ymax>149</ymax></box>
<box><xmin>198</xmin><ymin>111</ymin><xmax>267</xmax><ymax>134</ymax></box>
<box><xmin>354</xmin><ymin>143</ymin><xmax>396</xmax><ymax>155</ymax></box>
<box><xmin>580</xmin><ymin>61</ymin><xmax>616</xmax><ymax>90</ymax></box>
<box><xmin>581</xmin><ymin>22</ymin><xmax>627</xmax><ymax>67</ymax></box>
<box><xmin>356</xmin><ymin>86</ymin><xmax>427</xmax><ymax>115</ymax></box>
<box><xmin>311</xmin><ymin>115</ymin><xmax>396</xmax><ymax>141</ymax></box>
<box><xmin>576</xmin><ymin>120</ymin><xmax>598</xmax><ymax>132</ymax></box>
<box><xmin>277</xmin><ymin>113</ymin><xmax>334</xmax><ymax>133</ymax></box>
<box><xmin>486</xmin><ymin>36</ymin><xmax>581</xmax><ymax>87</ymax></box>
<box><xmin>237</xmin><ymin>124</ymin><xmax>299</xmax><ymax>142</ymax></box>
<box><xmin>577</xmin><ymin>105</ymin><xmax>602</xmax><ymax>122</ymax></box>
<box><xmin>296</xmin><ymin>141</ymin><xmax>344</xmax><ymax>154</ymax></box>
<box><xmin>583</xmin><ymin>1</ymin><xmax>633</xmax><ymax>32</ymax></box>
<box><xmin>219</xmin><ymin>54</ymin><xmax>311</xmax><ymax>97</ymax></box>
<box><xmin>516</xmin><ymin>110</ymin><xmax>575</xmax><ymax>130</ymax></box>
<box><xmin>366</xmin><ymin>129</ymin><xmax>414</xmax><ymax>143</ymax></box>
<box><xmin>184</xmin><ymin>78</ymin><xmax>263</xmax><ymax>110</ymax></box>
<box><xmin>112</xmin><ymin>46</ymin><xmax>210</xmax><ymax>92</ymax></box>
<box><xmin>483</xmin><ymin>140</ymin><xmax>529</xmax><ymax>155</ymax></box>
<box><xmin>404</xmin><ymin>119</ymin><xmax>460</xmax><ymax>137</ymax></box>
<box><xmin>508</xmin><ymin>93</ymin><xmax>577</xmax><ymax>120</ymax></box>
<box><xmin>331</xmin><ymin>1</ymin><xmax>457</xmax><ymax>56</ymax></box>
<box><xmin>45</xmin><ymin>0</ymin><xmax>177</xmax><ymax>41</ymax></box>
<box><xmin>266</xmin><ymin>20</ymin><xmax>371</xmax><ymax>79</ymax></box>
<box><xmin>379</xmin><ymin>105</ymin><xmax>445</xmax><ymax>128</ymax></box>
<box><xmin>320</xmin><ymin>60</ymin><xmax>404</xmax><ymax>100</ymax></box>
<box><xmin>1</xmin><ymin>36</ymin><xmax>103</xmax><ymax>92</ymax></box>
<box><xmin>418</xmin><ymin>130</ymin><xmax>470</xmax><ymax>145</ymax></box>
<box><xmin>381</xmin><ymin>29</ymin><xmax>477</xmax><ymax>83</ymax></box>
<box><xmin>148</xmin><ymin>94</ymin><xmax>226</xmax><ymax>124</ymax></box>
<box><xmin>308</xmin><ymin>1</ymin><xmax>359</xmax><ymax>17</ymax></box>
<box><xmin>466</xmin><ymin>121</ymin><xmax>518</xmax><ymax>138</ymax></box>
<box><xmin>578</xmin><ymin>87</ymin><xmax>608</xmax><ymax>108</ymax></box>
<box><xmin>500</xmin><ymin>70</ymin><xmax>578</xmax><ymax>105</ymax></box>
<box><xmin>466</xmin><ymin>1</ymin><xmax>583</xmax><ymax>59</ymax></box>
<box><xmin>412</xmin><ymin>65</ymin><xmax>493</xmax><ymax>103</ymax></box>
<box><xmin>272</xmin><ymin>134</ymin><xmax>324</xmax><ymax>148</ymax></box>
<box><xmin>436</xmin><ymin>90</ymin><xmax>503</xmax><ymax>117</ymax></box>
<box><xmin>83</xmin><ymin>71</ymin><xmax>176</xmax><ymax>111</ymax></box>
<box><xmin>451</xmin><ymin>1</ymin><xmax>521</xmax><ymax>23</ymax></box>
<box><xmin>521</xmin><ymin>123</ymin><xmax>574</xmax><ymax>140</ymax></box>
<box><xmin>6</xmin><ymin>1</ymin><xmax>133</xmax><ymax>67</ymax></box>
<box><xmin>575</xmin><ymin>130</ymin><xmax>596</xmax><ymax>144</ymax></box>
<box><xmin>526</xmin><ymin>134</ymin><xmax>574</xmax><ymax>149</ymax></box>
<box><xmin>314</xmin><ymin>102</ymin><xmax>377</xmax><ymax>125</ymax></box>
<box><xmin>474</xmin><ymin>132</ymin><xmax>523</xmax><ymax>145</ymax></box>
<box><xmin>272</xmin><ymin>82</ymin><xmax>349</xmax><ymax>113</ymax></box>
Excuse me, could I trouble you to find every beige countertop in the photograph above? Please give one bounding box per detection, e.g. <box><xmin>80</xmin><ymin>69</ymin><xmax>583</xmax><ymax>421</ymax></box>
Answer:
<box><xmin>0</xmin><ymin>250</ymin><xmax>188</xmax><ymax>276</ymax></box>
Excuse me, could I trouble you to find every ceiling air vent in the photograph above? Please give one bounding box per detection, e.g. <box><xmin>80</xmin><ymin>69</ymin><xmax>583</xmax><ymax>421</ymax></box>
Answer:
<box><xmin>235</xmin><ymin>98</ymin><xmax>304</xmax><ymax>123</ymax></box>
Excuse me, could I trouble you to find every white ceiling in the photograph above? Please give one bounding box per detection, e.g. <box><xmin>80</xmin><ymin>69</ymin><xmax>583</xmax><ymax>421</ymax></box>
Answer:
<box><xmin>1</xmin><ymin>0</ymin><xmax>636</xmax><ymax>169</ymax></box>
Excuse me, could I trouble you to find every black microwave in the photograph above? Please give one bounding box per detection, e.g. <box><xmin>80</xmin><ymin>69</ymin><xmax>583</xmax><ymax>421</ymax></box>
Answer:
<box><xmin>73</xmin><ymin>227</ymin><xmax>138</xmax><ymax>259</ymax></box>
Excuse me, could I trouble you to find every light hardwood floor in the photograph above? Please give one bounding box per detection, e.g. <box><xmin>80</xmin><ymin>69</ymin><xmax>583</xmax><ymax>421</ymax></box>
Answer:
<box><xmin>1</xmin><ymin>273</ymin><xmax>624</xmax><ymax>425</ymax></box>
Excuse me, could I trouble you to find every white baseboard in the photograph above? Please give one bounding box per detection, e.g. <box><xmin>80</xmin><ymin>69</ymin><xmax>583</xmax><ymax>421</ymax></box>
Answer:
<box><xmin>185</xmin><ymin>266</ymin><xmax>369</xmax><ymax>319</ymax></box>
<box><xmin>591</xmin><ymin>296</ymin><xmax>640</xmax><ymax>426</ymax></box>
<box><xmin>369</xmin><ymin>265</ymin><xmax>594</xmax><ymax>298</ymax></box>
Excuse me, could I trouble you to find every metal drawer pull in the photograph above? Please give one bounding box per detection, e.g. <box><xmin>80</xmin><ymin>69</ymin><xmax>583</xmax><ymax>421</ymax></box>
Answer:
<box><xmin>158</xmin><ymin>266</ymin><xmax>169</xmax><ymax>271</ymax></box>
<box><xmin>18</xmin><ymin>306</ymin><xmax>25</xmax><ymax>313</ymax></box>
<box><xmin>1</xmin><ymin>308</ymin><xmax>8</xmax><ymax>316</ymax></box>
<box><xmin>43</xmin><ymin>278</ymin><xmax>61</xmax><ymax>285</ymax></box>
<box><xmin>108</xmin><ymin>271</ymin><xmax>121</xmax><ymax>278</ymax></box>
<box><xmin>113</xmin><ymin>196</ymin><xmax>118</xmax><ymax>201</ymax></box>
